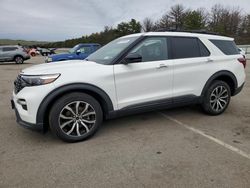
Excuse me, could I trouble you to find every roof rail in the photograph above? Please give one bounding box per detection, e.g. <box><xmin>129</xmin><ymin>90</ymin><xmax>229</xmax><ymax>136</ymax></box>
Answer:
<box><xmin>155</xmin><ymin>28</ymin><xmax>219</xmax><ymax>35</ymax></box>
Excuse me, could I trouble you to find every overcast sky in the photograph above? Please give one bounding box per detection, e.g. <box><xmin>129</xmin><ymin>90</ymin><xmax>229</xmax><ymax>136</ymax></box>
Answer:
<box><xmin>0</xmin><ymin>0</ymin><xmax>249</xmax><ymax>41</ymax></box>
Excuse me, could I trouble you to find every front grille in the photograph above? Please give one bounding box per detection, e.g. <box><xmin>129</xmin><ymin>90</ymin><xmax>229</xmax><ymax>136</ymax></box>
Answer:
<box><xmin>14</xmin><ymin>75</ymin><xmax>25</xmax><ymax>94</ymax></box>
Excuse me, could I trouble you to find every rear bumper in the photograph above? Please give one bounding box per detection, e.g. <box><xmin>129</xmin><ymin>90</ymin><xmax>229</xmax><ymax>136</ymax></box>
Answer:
<box><xmin>11</xmin><ymin>99</ymin><xmax>44</xmax><ymax>132</ymax></box>
<box><xmin>232</xmin><ymin>83</ymin><xmax>244</xmax><ymax>96</ymax></box>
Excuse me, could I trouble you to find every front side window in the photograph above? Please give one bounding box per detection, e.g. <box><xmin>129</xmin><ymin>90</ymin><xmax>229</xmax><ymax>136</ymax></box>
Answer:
<box><xmin>79</xmin><ymin>46</ymin><xmax>92</xmax><ymax>54</ymax></box>
<box><xmin>128</xmin><ymin>37</ymin><xmax>168</xmax><ymax>62</ymax></box>
<box><xmin>2</xmin><ymin>47</ymin><xmax>17</xmax><ymax>52</ymax></box>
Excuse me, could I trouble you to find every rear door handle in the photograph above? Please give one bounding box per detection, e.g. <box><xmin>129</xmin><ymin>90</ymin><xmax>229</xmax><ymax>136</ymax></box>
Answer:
<box><xmin>157</xmin><ymin>64</ymin><xmax>168</xmax><ymax>69</ymax></box>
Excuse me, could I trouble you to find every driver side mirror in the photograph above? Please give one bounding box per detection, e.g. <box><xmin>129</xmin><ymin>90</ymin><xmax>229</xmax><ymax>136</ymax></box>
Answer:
<box><xmin>123</xmin><ymin>53</ymin><xmax>142</xmax><ymax>64</ymax></box>
<box><xmin>76</xmin><ymin>49</ymin><xmax>81</xmax><ymax>55</ymax></box>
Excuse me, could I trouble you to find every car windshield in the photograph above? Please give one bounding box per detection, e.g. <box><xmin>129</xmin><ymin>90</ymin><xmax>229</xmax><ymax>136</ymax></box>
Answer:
<box><xmin>69</xmin><ymin>45</ymin><xmax>80</xmax><ymax>53</ymax></box>
<box><xmin>86</xmin><ymin>36</ymin><xmax>140</xmax><ymax>64</ymax></box>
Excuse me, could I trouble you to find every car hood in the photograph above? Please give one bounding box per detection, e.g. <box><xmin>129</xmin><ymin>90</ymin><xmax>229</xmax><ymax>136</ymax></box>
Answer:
<box><xmin>49</xmin><ymin>53</ymin><xmax>73</xmax><ymax>59</ymax></box>
<box><xmin>21</xmin><ymin>60</ymin><xmax>100</xmax><ymax>75</ymax></box>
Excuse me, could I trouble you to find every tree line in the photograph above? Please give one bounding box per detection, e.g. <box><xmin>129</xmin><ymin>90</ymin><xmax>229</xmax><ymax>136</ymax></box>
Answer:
<box><xmin>44</xmin><ymin>4</ymin><xmax>250</xmax><ymax>48</ymax></box>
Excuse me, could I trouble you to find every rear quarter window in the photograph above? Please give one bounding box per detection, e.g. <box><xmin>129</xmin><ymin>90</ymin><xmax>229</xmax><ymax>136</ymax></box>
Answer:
<box><xmin>209</xmin><ymin>40</ymin><xmax>239</xmax><ymax>55</ymax></box>
<box><xmin>171</xmin><ymin>37</ymin><xmax>210</xmax><ymax>59</ymax></box>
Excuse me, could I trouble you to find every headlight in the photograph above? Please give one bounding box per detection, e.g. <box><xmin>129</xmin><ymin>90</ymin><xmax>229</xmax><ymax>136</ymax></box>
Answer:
<box><xmin>21</xmin><ymin>73</ymin><xmax>60</xmax><ymax>86</ymax></box>
<box><xmin>46</xmin><ymin>57</ymin><xmax>52</xmax><ymax>63</ymax></box>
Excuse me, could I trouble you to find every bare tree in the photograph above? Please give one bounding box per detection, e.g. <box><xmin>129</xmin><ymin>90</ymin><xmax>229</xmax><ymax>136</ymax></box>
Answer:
<box><xmin>142</xmin><ymin>17</ymin><xmax>154</xmax><ymax>32</ymax></box>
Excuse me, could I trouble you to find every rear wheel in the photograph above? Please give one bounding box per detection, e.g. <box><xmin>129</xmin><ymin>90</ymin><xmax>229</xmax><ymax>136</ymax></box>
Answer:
<box><xmin>49</xmin><ymin>92</ymin><xmax>103</xmax><ymax>142</ymax></box>
<box><xmin>14</xmin><ymin>56</ymin><xmax>24</xmax><ymax>64</ymax></box>
<box><xmin>201</xmin><ymin>80</ymin><xmax>231</xmax><ymax>115</ymax></box>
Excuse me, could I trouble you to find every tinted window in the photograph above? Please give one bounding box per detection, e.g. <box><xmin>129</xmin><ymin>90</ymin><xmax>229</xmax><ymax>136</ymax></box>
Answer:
<box><xmin>210</xmin><ymin>40</ymin><xmax>239</xmax><ymax>55</ymax></box>
<box><xmin>172</xmin><ymin>37</ymin><xmax>209</xmax><ymax>59</ymax></box>
<box><xmin>129</xmin><ymin>37</ymin><xmax>168</xmax><ymax>62</ymax></box>
<box><xmin>2</xmin><ymin>47</ymin><xmax>18</xmax><ymax>52</ymax></box>
<box><xmin>198</xmin><ymin>40</ymin><xmax>210</xmax><ymax>56</ymax></box>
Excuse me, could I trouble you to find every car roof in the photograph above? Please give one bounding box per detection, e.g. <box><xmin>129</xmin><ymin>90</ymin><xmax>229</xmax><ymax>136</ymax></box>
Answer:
<box><xmin>0</xmin><ymin>45</ymin><xmax>20</xmax><ymax>48</ymax></box>
<box><xmin>78</xmin><ymin>43</ymin><xmax>101</xmax><ymax>46</ymax></box>
<box><xmin>122</xmin><ymin>32</ymin><xmax>233</xmax><ymax>41</ymax></box>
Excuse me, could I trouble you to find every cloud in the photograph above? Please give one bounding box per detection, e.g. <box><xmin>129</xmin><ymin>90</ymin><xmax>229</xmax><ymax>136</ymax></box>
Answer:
<box><xmin>0</xmin><ymin>0</ymin><xmax>249</xmax><ymax>41</ymax></box>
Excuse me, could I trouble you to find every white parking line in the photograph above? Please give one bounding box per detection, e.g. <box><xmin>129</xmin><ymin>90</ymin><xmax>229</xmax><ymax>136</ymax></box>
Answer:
<box><xmin>159</xmin><ymin>112</ymin><xmax>250</xmax><ymax>160</ymax></box>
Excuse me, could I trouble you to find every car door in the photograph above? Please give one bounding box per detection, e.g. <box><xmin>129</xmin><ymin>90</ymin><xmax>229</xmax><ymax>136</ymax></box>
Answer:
<box><xmin>1</xmin><ymin>47</ymin><xmax>13</xmax><ymax>61</ymax></box>
<box><xmin>170</xmin><ymin>37</ymin><xmax>212</xmax><ymax>100</ymax></box>
<box><xmin>114</xmin><ymin>37</ymin><xmax>174</xmax><ymax>109</ymax></box>
<box><xmin>0</xmin><ymin>47</ymin><xmax>3</xmax><ymax>61</ymax></box>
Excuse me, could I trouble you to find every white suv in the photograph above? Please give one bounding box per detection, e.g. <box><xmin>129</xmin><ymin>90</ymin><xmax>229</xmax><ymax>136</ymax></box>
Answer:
<box><xmin>11</xmin><ymin>32</ymin><xmax>246</xmax><ymax>142</ymax></box>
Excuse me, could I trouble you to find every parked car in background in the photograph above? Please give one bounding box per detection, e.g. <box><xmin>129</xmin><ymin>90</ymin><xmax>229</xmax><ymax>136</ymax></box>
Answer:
<box><xmin>28</xmin><ymin>48</ymin><xmax>37</xmax><ymax>57</ymax></box>
<box><xmin>37</xmin><ymin>47</ymin><xmax>56</xmax><ymax>56</ymax></box>
<box><xmin>0</xmin><ymin>45</ymin><xmax>30</xmax><ymax>64</ymax></box>
<box><xmin>45</xmin><ymin>43</ymin><xmax>101</xmax><ymax>63</ymax></box>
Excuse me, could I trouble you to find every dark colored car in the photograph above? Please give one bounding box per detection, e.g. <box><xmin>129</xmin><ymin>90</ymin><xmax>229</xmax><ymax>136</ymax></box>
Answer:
<box><xmin>45</xmin><ymin>43</ymin><xmax>101</xmax><ymax>63</ymax></box>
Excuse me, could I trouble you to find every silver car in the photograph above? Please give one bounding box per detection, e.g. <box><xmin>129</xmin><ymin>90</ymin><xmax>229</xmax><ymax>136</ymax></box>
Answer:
<box><xmin>0</xmin><ymin>45</ymin><xmax>30</xmax><ymax>64</ymax></box>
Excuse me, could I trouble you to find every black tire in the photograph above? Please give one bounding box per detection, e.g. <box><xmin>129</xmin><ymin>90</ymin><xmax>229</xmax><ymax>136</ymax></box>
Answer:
<box><xmin>201</xmin><ymin>80</ymin><xmax>231</xmax><ymax>115</ymax></box>
<box><xmin>14</xmin><ymin>56</ymin><xmax>24</xmax><ymax>64</ymax></box>
<box><xmin>49</xmin><ymin>92</ymin><xmax>103</xmax><ymax>142</ymax></box>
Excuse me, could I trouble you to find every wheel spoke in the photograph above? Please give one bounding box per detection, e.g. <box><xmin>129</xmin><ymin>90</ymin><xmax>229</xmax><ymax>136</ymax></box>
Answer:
<box><xmin>60</xmin><ymin>114</ymin><xmax>74</xmax><ymax>120</ymax></box>
<box><xmin>219</xmin><ymin>98</ymin><xmax>227</xmax><ymax>104</ymax></box>
<box><xmin>76</xmin><ymin>101</ymin><xmax>80</xmax><ymax>115</ymax></box>
<box><xmin>60</xmin><ymin>119</ymin><xmax>74</xmax><ymax>129</ymax></box>
<box><xmin>80</xmin><ymin>104</ymin><xmax>89</xmax><ymax>115</ymax></box>
<box><xmin>81</xmin><ymin>119</ymin><xmax>95</xmax><ymax>124</ymax></box>
<box><xmin>65</xmin><ymin>105</ymin><xmax>76</xmax><ymax>116</ymax></box>
<box><xmin>76</xmin><ymin>122</ymin><xmax>81</xmax><ymax>136</ymax></box>
<box><xmin>66</xmin><ymin>122</ymin><xmax>76</xmax><ymax>135</ymax></box>
<box><xmin>217</xmin><ymin>100</ymin><xmax>223</xmax><ymax>110</ymax></box>
<box><xmin>220</xmin><ymin>95</ymin><xmax>228</xmax><ymax>99</ymax></box>
<box><xmin>82</xmin><ymin>111</ymin><xmax>95</xmax><ymax>117</ymax></box>
<box><xmin>80</xmin><ymin>120</ymin><xmax>90</xmax><ymax>133</ymax></box>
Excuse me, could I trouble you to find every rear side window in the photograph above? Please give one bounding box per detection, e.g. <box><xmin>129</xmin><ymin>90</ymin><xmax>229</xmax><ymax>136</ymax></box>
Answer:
<box><xmin>171</xmin><ymin>37</ymin><xmax>210</xmax><ymax>59</ymax></box>
<box><xmin>2</xmin><ymin>47</ymin><xmax>18</xmax><ymax>52</ymax></box>
<box><xmin>210</xmin><ymin>40</ymin><xmax>239</xmax><ymax>55</ymax></box>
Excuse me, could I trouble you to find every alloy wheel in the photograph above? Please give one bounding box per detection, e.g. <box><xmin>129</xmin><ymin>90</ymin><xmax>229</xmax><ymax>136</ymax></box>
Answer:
<box><xmin>210</xmin><ymin>85</ymin><xmax>229</xmax><ymax>112</ymax></box>
<box><xmin>58</xmin><ymin>101</ymin><xmax>96</xmax><ymax>137</ymax></box>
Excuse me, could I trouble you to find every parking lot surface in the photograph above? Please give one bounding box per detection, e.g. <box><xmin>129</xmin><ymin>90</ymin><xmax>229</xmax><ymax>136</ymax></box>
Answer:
<box><xmin>0</xmin><ymin>56</ymin><xmax>250</xmax><ymax>188</ymax></box>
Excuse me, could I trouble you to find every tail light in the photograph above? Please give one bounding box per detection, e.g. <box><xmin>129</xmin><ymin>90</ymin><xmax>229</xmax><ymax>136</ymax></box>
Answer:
<box><xmin>238</xmin><ymin>57</ymin><xmax>246</xmax><ymax>68</ymax></box>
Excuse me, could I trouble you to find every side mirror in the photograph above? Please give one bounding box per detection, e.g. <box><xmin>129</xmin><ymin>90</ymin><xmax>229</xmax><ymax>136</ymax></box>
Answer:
<box><xmin>76</xmin><ymin>49</ymin><xmax>81</xmax><ymax>55</ymax></box>
<box><xmin>123</xmin><ymin>53</ymin><xmax>142</xmax><ymax>64</ymax></box>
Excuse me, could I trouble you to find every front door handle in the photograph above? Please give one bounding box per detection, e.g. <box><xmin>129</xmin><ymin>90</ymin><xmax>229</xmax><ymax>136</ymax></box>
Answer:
<box><xmin>157</xmin><ymin>64</ymin><xmax>168</xmax><ymax>69</ymax></box>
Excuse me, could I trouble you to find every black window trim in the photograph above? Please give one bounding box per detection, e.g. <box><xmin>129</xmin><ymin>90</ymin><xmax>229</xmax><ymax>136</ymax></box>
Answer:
<box><xmin>169</xmin><ymin>36</ymin><xmax>211</xmax><ymax>60</ymax></box>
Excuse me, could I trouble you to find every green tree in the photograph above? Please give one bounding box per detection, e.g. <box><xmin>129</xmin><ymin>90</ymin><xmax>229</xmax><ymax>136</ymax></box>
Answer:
<box><xmin>184</xmin><ymin>10</ymin><xmax>206</xmax><ymax>30</ymax></box>
<box><xmin>116</xmin><ymin>19</ymin><xmax>141</xmax><ymax>37</ymax></box>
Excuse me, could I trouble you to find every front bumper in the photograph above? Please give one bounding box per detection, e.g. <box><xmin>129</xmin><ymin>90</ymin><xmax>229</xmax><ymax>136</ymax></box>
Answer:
<box><xmin>11</xmin><ymin>99</ymin><xmax>44</xmax><ymax>132</ymax></box>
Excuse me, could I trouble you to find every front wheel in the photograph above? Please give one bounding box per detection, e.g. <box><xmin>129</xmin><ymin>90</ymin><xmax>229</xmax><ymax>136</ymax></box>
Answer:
<box><xmin>201</xmin><ymin>80</ymin><xmax>231</xmax><ymax>115</ymax></box>
<box><xmin>49</xmin><ymin>93</ymin><xmax>103</xmax><ymax>142</ymax></box>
